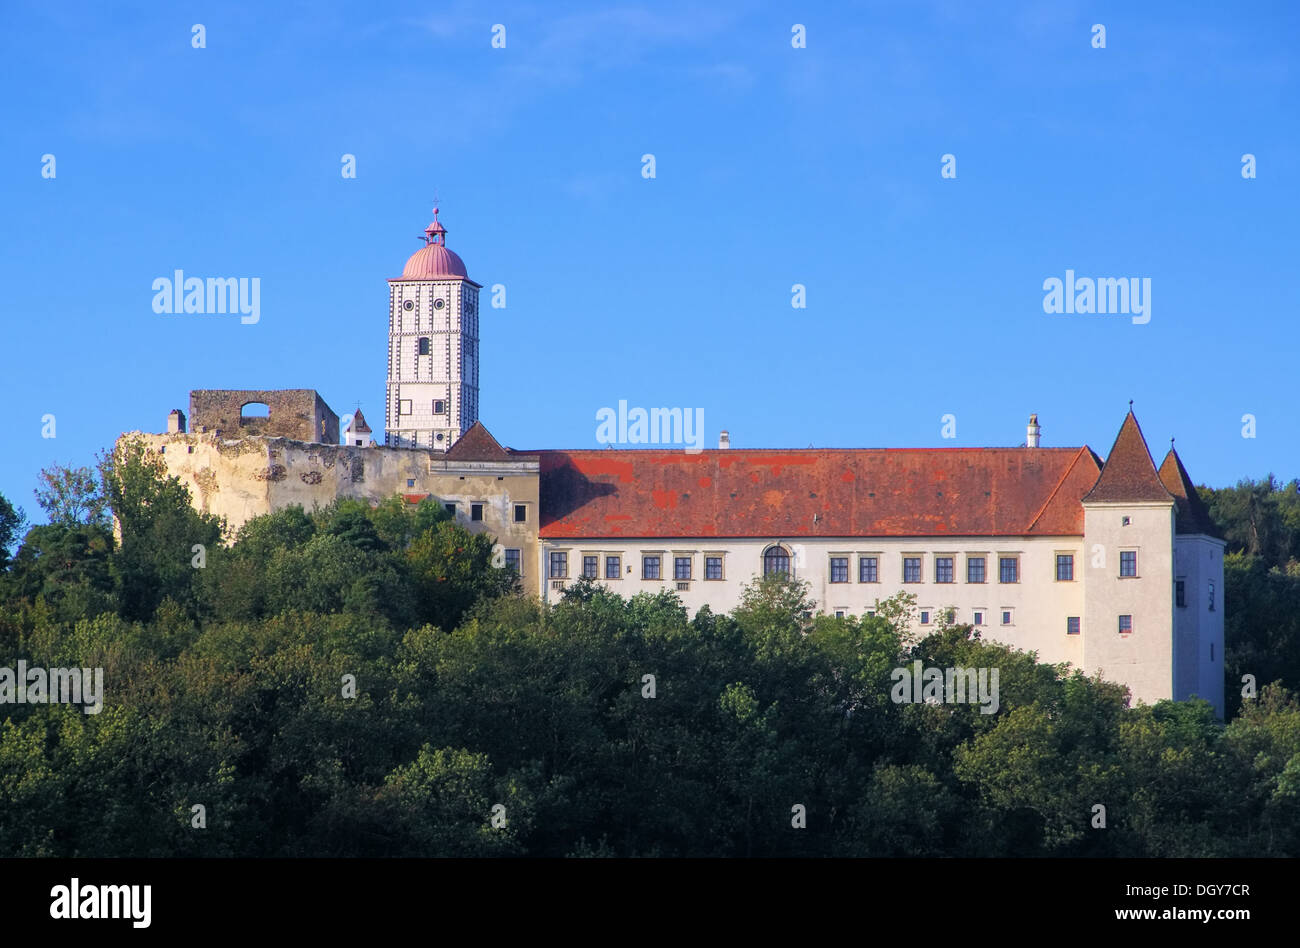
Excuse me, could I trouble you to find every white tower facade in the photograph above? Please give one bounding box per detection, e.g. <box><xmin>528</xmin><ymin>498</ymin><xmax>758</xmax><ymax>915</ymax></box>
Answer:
<box><xmin>385</xmin><ymin>208</ymin><xmax>482</xmax><ymax>450</ymax></box>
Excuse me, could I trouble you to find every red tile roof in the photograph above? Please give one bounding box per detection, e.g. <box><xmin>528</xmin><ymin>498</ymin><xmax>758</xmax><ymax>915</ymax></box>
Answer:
<box><xmin>348</xmin><ymin>409</ymin><xmax>372</xmax><ymax>433</ymax></box>
<box><xmin>1082</xmin><ymin>412</ymin><xmax>1173</xmax><ymax>504</ymax></box>
<box><xmin>1158</xmin><ymin>449</ymin><xmax>1220</xmax><ymax>536</ymax></box>
<box><xmin>445</xmin><ymin>422</ymin><xmax>518</xmax><ymax>461</ymax></box>
<box><xmin>535</xmin><ymin>447</ymin><xmax>1098</xmax><ymax>539</ymax></box>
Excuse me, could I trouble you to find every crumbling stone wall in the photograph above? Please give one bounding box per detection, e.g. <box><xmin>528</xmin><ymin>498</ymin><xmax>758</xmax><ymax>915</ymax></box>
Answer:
<box><xmin>120</xmin><ymin>432</ymin><xmax>541</xmax><ymax>586</ymax></box>
<box><xmin>189</xmin><ymin>389</ymin><xmax>339</xmax><ymax>443</ymax></box>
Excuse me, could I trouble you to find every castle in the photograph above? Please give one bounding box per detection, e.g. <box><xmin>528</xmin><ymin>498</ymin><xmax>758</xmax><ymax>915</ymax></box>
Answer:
<box><xmin>126</xmin><ymin>210</ymin><xmax>1227</xmax><ymax>715</ymax></box>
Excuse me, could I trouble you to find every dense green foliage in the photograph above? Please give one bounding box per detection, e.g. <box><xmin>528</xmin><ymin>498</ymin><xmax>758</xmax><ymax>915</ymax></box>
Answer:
<box><xmin>1203</xmin><ymin>476</ymin><xmax>1300</xmax><ymax>716</ymax></box>
<box><xmin>0</xmin><ymin>452</ymin><xmax>1297</xmax><ymax>856</ymax></box>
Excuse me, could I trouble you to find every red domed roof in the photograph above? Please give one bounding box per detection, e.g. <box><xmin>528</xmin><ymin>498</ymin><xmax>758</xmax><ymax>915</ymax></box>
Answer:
<box><xmin>402</xmin><ymin>243</ymin><xmax>468</xmax><ymax>279</ymax></box>
<box><xmin>395</xmin><ymin>206</ymin><xmax>471</xmax><ymax>281</ymax></box>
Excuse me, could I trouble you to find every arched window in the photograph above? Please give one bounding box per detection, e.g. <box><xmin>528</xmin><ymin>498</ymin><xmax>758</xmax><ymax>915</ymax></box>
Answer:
<box><xmin>239</xmin><ymin>402</ymin><xmax>270</xmax><ymax>427</ymax></box>
<box><xmin>763</xmin><ymin>545</ymin><xmax>791</xmax><ymax>577</ymax></box>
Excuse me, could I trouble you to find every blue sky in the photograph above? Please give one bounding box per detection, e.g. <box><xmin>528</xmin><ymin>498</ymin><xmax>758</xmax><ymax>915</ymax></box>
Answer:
<box><xmin>2</xmin><ymin>0</ymin><xmax>1296</xmax><ymax>522</ymax></box>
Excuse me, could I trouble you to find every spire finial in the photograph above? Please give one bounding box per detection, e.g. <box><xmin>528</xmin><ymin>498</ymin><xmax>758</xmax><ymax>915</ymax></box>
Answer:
<box><xmin>422</xmin><ymin>198</ymin><xmax>448</xmax><ymax>246</ymax></box>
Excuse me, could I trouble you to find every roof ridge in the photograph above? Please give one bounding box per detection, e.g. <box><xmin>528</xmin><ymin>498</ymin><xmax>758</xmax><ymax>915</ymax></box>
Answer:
<box><xmin>525</xmin><ymin>446</ymin><xmax>1085</xmax><ymax>455</ymax></box>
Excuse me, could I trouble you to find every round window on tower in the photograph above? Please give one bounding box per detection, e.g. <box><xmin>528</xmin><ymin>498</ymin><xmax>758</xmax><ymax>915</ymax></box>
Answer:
<box><xmin>436</xmin><ymin>433</ymin><xmax>444</xmax><ymax>442</ymax></box>
<box><xmin>403</xmin><ymin>300</ymin><xmax>414</xmax><ymax>311</ymax></box>
<box><xmin>434</xmin><ymin>298</ymin><xmax>445</xmax><ymax>310</ymax></box>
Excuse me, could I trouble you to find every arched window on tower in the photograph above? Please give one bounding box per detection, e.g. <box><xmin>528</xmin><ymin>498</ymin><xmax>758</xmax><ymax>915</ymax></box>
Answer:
<box><xmin>763</xmin><ymin>545</ymin><xmax>791</xmax><ymax>577</ymax></box>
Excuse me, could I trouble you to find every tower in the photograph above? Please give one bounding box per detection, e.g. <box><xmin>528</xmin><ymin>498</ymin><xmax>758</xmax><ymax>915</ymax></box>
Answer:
<box><xmin>1080</xmin><ymin>410</ymin><xmax>1177</xmax><ymax>708</ymax></box>
<box><xmin>1158</xmin><ymin>444</ymin><xmax>1226</xmax><ymax>716</ymax></box>
<box><xmin>386</xmin><ymin>207</ymin><xmax>482</xmax><ymax>449</ymax></box>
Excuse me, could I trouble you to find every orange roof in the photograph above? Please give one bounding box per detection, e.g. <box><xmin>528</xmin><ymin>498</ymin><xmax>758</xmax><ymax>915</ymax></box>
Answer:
<box><xmin>1082</xmin><ymin>412</ymin><xmax>1173</xmax><ymax>504</ymax></box>
<box><xmin>1158</xmin><ymin>448</ymin><xmax>1219</xmax><ymax>536</ymax></box>
<box><xmin>348</xmin><ymin>409</ymin><xmax>372</xmax><ymax>433</ymax></box>
<box><xmin>536</xmin><ymin>447</ymin><xmax>1099</xmax><ymax>539</ymax></box>
<box><xmin>445</xmin><ymin>421</ymin><xmax>525</xmax><ymax>462</ymax></box>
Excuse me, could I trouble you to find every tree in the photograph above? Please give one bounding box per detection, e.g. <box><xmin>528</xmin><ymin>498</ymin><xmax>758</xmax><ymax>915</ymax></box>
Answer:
<box><xmin>33</xmin><ymin>464</ymin><xmax>109</xmax><ymax>527</ymax></box>
<box><xmin>0</xmin><ymin>491</ymin><xmax>24</xmax><ymax>571</ymax></box>
<box><xmin>5</xmin><ymin>522</ymin><xmax>117</xmax><ymax>619</ymax></box>
<box><xmin>406</xmin><ymin>520</ymin><xmax>517</xmax><ymax>630</ymax></box>
<box><xmin>100</xmin><ymin>436</ymin><xmax>223</xmax><ymax>620</ymax></box>
<box><xmin>1204</xmin><ymin>475</ymin><xmax>1300</xmax><ymax>567</ymax></box>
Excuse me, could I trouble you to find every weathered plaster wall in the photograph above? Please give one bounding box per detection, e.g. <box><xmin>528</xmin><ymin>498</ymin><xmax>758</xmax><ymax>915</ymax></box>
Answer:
<box><xmin>124</xmin><ymin>432</ymin><xmax>540</xmax><ymax>584</ymax></box>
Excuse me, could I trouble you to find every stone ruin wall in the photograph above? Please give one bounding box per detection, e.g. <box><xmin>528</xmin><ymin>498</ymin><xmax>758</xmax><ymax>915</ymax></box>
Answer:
<box><xmin>188</xmin><ymin>390</ymin><xmax>339</xmax><ymax>444</ymax></box>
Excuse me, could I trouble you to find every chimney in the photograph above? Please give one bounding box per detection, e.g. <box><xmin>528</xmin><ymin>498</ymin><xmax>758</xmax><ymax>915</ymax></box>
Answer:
<box><xmin>1026</xmin><ymin>414</ymin><xmax>1041</xmax><ymax>448</ymax></box>
<box><xmin>718</xmin><ymin>430</ymin><xmax>730</xmax><ymax>450</ymax></box>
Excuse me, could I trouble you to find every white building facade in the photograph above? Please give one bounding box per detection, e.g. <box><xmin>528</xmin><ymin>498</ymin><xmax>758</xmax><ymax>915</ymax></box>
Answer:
<box><xmin>531</xmin><ymin>413</ymin><xmax>1225</xmax><ymax>715</ymax></box>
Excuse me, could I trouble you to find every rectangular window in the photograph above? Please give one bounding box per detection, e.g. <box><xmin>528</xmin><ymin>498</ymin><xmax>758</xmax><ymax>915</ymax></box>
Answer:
<box><xmin>444</xmin><ymin>502</ymin><xmax>456</xmax><ymax>516</ymax></box>
<box><xmin>1002</xmin><ymin>610</ymin><xmax>1013</xmax><ymax>626</ymax></box>
<box><xmin>407</xmin><ymin>479</ymin><xmax>415</xmax><ymax>488</ymax></box>
<box><xmin>834</xmin><ymin>610</ymin><xmax>845</xmax><ymax>619</ymax></box>
<box><xmin>903</xmin><ymin>557</ymin><xmax>921</xmax><ymax>583</ymax></box>
<box><xmin>973</xmin><ymin>611</ymin><xmax>983</xmax><ymax>626</ymax></box>
<box><xmin>400</xmin><ymin>399</ymin><xmax>413</xmax><ymax>415</ymax></box>
<box><xmin>859</xmin><ymin>556</ymin><xmax>878</xmax><ymax>583</ymax></box>
<box><xmin>1056</xmin><ymin>554</ymin><xmax>1074</xmax><ymax>581</ymax></box>
<box><xmin>418</xmin><ymin>337</ymin><xmax>431</xmax><ymax>356</ymax></box>
<box><xmin>830</xmin><ymin>557</ymin><xmax>849</xmax><ymax>583</ymax></box>
<box><xmin>1119</xmin><ymin>614</ymin><xmax>1133</xmax><ymax>634</ymax></box>
<box><xmin>674</xmin><ymin>557</ymin><xmax>692</xmax><ymax>580</ymax></box>
<box><xmin>967</xmin><ymin>556</ymin><xmax>986</xmax><ymax>583</ymax></box>
<box><xmin>1120</xmin><ymin>551</ymin><xmax>1137</xmax><ymax>577</ymax></box>
<box><xmin>433</xmin><ymin>399</ymin><xmax>445</xmax><ymax>414</ymax></box>
<box><xmin>549</xmin><ymin>551</ymin><xmax>568</xmax><ymax>579</ymax></box>
<box><xmin>514</xmin><ymin>504</ymin><xmax>527</xmax><ymax>523</ymax></box>
<box><xmin>605</xmin><ymin>555</ymin><xmax>621</xmax><ymax>579</ymax></box>
<box><xmin>504</xmin><ymin>549</ymin><xmax>521</xmax><ymax>574</ymax></box>
<box><xmin>935</xmin><ymin>557</ymin><xmax>954</xmax><ymax>583</ymax></box>
<box><xmin>642</xmin><ymin>555</ymin><xmax>661</xmax><ymax>580</ymax></box>
<box><xmin>1176</xmin><ymin>580</ymin><xmax>1186</xmax><ymax>607</ymax></box>
<box><xmin>705</xmin><ymin>556</ymin><xmax>723</xmax><ymax>580</ymax></box>
<box><xmin>920</xmin><ymin>610</ymin><xmax>931</xmax><ymax>625</ymax></box>
<box><xmin>471</xmin><ymin>503</ymin><xmax>484</xmax><ymax>521</ymax></box>
<box><xmin>1208</xmin><ymin>581</ymin><xmax>1215</xmax><ymax>611</ymax></box>
<box><xmin>582</xmin><ymin>555</ymin><xmax>598</xmax><ymax>579</ymax></box>
<box><xmin>999</xmin><ymin>557</ymin><xmax>1018</xmax><ymax>583</ymax></box>
<box><xmin>1067</xmin><ymin>616</ymin><xmax>1081</xmax><ymax>635</ymax></box>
